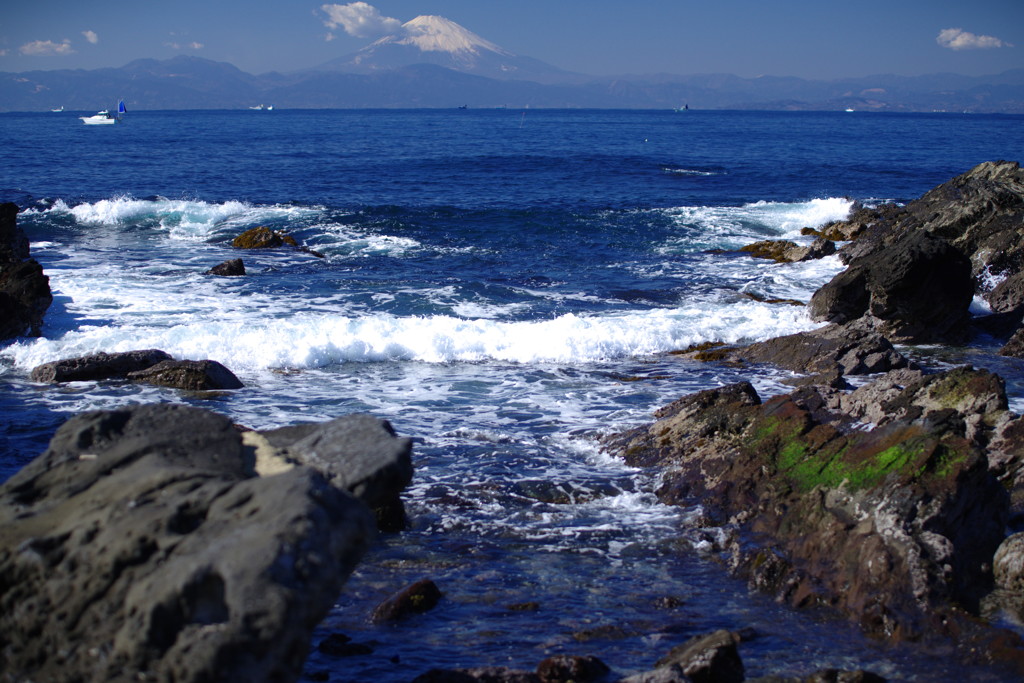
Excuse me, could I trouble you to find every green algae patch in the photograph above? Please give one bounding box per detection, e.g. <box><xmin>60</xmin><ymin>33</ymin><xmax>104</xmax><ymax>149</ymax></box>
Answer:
<box><xmin>748</xmin><ymin>401</ymin><xmax>973</xmax><ymax>493</ymax></box>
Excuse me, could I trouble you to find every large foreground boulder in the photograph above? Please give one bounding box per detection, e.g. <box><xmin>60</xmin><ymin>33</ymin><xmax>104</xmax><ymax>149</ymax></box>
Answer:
<box><xmin>0</xmin><ymin>202</ymin><xmax>52</xmax><ymax>339</ymax></box>
<box><xmin>0</xmin><ymin>404</ymin><xmax>410</xmax><ymax>682</ymax></box>
<box><xmin>605</xmin><ymin>366</ymin><xmax>1010</xmax><ymax>641</ymax></box>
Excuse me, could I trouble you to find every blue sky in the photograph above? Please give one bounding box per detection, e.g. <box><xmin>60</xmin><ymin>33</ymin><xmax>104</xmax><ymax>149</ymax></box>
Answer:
<box><xmin>2</xmin><ymin>1</ymin><xmax>1021</xmax><ymax>79</ymax></box>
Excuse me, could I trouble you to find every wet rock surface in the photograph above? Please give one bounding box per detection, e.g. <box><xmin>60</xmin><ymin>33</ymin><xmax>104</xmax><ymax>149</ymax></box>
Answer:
<box><xmin>31</xmin><ymin>350</ymin><xmax>245</xmax><ymax>391</ymax></box>
<box><xmin>125</xmin><ymin>358</ymin><xmax>245</xmax><ymax>390</ymax></box>
<box><xmin>0</xmin><ymin>404</ymin><xmax>411</xmax><ymax>683</ymax></box>
<box><xmin>0</xmin><ymin>202</ymin><xmax>52</xmax><ymax>339</ymax></box>
<box><xmin>205</xmin><ymin>257</ymin><xmax>246</xmax><ymax>276</ymax></box>
<box><xmin>30</xmin><ymin>349</ymin><xmax>174</xmax><ymax>383</ymax></box>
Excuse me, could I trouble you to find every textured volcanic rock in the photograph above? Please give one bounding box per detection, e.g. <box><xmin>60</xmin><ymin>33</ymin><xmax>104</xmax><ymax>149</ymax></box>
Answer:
<box><xmin>0</xmin><ymin>404</ymin><xmax>412</xmax><ymax>682</ymax></box>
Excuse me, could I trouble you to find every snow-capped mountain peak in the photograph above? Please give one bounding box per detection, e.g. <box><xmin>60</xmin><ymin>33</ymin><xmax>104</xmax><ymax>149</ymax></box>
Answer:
<box><xmin>389</xmin><ymin>15</ymin><xmax>511</xmax><ymax>56</ymax></box>
<box><xmin>315</xmin><ymin>14</ymin><xmax>582</xmax><ymax>85</ymax></box>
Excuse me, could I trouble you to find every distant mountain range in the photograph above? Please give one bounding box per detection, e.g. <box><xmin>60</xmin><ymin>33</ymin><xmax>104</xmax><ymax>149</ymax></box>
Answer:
<box><xmin>3</xmin><ymin>14</ymin><xmax>1023</xmax><ymax>113</ymax></box>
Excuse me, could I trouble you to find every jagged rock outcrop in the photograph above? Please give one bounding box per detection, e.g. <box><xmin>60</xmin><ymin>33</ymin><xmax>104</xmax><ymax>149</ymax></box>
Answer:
<box><xmin>0</xmin><ymin>202</ymin><xmax>52</xmax><ymax>339</ymax></box>
<box><xmin>805</xmin><ymin>162</ymin><xmax>1024</xmax><ymax>346</ymax></box>
<box><xmin>605</xmin><ymin>366</ymin><xmax>1010</xmax><ymax>642</ymax></box>
<box><xmin>719</xmin><ymin>319</ymin><xmax>910</xmax><ymax>386</ymax></box>
<box><xmin>809</xmin><ymin>230</ymin><xmax>974</xmax><ymax>343</ymax></box>
<box><xmin>0</xmin><ymin>404</ymin><xmax>412</xmax><ymax>682</ymax></box>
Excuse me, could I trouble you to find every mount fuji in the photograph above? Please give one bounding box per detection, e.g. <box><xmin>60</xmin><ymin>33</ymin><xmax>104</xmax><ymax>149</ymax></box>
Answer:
<box><xmin>314</xmin><ymin>15</ymin><xmax>585</xmax><ymax>85</ymax></box>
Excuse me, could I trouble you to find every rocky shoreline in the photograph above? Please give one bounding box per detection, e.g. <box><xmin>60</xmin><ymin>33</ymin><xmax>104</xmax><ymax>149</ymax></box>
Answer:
<box><xmin>3</xmin><ymin>162</ymin><xmax>1024</xmax><ymax>681</ymax></box>
<box><xmin>600</xmin><ymin>161</ymin><xmax>1024</xmax><ymax>676</ymax></box>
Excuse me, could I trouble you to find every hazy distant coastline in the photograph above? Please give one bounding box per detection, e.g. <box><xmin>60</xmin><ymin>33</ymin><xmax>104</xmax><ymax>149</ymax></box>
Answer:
<box><xmin>3</xmin><ymin>55</ymin><xmax>1022</xmax><ymax>113</ymax></box>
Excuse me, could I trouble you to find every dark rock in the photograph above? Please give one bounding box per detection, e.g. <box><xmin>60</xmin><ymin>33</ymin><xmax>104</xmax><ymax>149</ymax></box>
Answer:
<box><xmin>536</xmin><ymin>655</ymin><xmax>610</xmax><ymax>682</ymax></box>
<box><xmin>809</xmin><ymin>230</ymin><xmax>974</xmax><ymax>343</ymax></box>
<box><xmin>206</xmin><ymin>258</ymin><xmax>246</xmax><ymax>276</ymax></box>
<box><xmin>0</xmin><ymin>203</ymin><xmax>52</xmax><ymax>339</ymax></box>
<box><xmin>0</xmin><ymin>201</ymin><xmax>29</xmax><ymax>262</ymax></box>
<box><xmin>616</xmin><ymin>665</ymin><xmax>689</xmax><ymax>683</ymax></box>
<box><xmin>725</xmin><ymin>320</ymin><xmax>909</xmax><ymax>381</ymax></box>
<box><xmin>0</xmin><ymin>403</ymin><xmax>380</xmax><ymax>683</ymax></box>
<box><xmin>232</xmin><ymin>226</ymin><xmax>298</xmax><ymax>249</ymax></box>
<box><xmin>413</xmin><ymin>668</ymin><xmax>540</xmax><ymax>683</ymax></box>
<box><xmin>654</xmin><ymin>629</ymin><xmax>744</xmax><ymax>683</ymax></box>
<box><xmin>746</xmin><ymin>672</ymin><xmax>886</xmax><ymax>683</ymax></box>
<box><xmin>30</xmin><ymin>349</ymin><xmax>173</xmax><ymax>383</ymax></box>
<box><xmin>605</xmin><ymin>366</ymin><xmax>1011</xmax><ymax>641</ymax></box>
<box><xmin>126</xmin><ymin>358</ymin><xmax>244</xmax><ymax>390</ymax></box>
<box><xmin>371</xmin><ymin>579</ymin><xmax>443</xmax><ymax>623</ymax></box>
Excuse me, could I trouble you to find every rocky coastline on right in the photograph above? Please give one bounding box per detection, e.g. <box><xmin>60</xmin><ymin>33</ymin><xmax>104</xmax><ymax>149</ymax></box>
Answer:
<box><xmin>599</xmin><ymin>160</ymin><xmax>1024</xmax><ymax>677</ymax></box>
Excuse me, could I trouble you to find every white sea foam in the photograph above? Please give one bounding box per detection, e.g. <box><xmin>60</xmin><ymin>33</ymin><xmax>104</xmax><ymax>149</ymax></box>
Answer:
<box><xmin>660</xmin><ymin>197</ymin><xmax>853</xmax><ymax>252</ymax></box>
<box><xmin>5</xmin><ymin>301</ymin><xmax>820</xmax><ymax>373</ymax></box>
<box><xmin>37</xmin><ymin>196</ymin><xmax>322</xmax><ymax>241</ymax></box>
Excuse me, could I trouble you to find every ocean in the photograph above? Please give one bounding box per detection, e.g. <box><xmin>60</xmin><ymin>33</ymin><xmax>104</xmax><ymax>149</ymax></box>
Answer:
<box><xmin>2</xmin><ymin>108</ymin><xmax>1024</xmax><ymax>681</ymax></box>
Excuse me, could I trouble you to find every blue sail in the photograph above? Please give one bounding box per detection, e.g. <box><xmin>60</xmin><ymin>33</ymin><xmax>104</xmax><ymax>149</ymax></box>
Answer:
<box><xmin>117</xmin><ymin>100</ymin><xmax>127</xmax><ymax>115</ymax></box>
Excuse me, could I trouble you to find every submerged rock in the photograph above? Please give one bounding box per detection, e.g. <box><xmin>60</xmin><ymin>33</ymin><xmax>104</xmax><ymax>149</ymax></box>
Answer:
<box><xmin>371</xmin><ymin>578</ymin><xmax>443</xmax><ymax>623</ymax></box>
<box><xmin>0</xmin><ymin>403</ymin><xmax>413</xmax><ymax>682</ymax></box>
<box><xmin>0</xmin><ymin>202</ymin><xmax>52</xmax><ymax>339</ymax></box>
<box><xmin>206</xmin><ymin>257</ymin><xmax>246</xmax><ymax>276</ymax></box>
<box><xmin>232</xmin><ymin>226</ymin><xmax>298</xmax><ymax>249</ymax></box>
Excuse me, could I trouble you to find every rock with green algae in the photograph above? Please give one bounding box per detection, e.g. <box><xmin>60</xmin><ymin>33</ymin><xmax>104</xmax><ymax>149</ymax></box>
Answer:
<box><xmin>232</xmin><ymin>226</ymin><xmax>298</xmax><ymax>249</ymax></box>
<box><xmin>604</xmin><ymin>365</ymin><xmax>1011</xmax><ymax>643</ymax></box>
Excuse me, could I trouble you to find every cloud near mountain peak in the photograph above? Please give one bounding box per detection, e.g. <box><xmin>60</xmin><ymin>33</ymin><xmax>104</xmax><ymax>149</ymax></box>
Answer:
<box><xmin>321</xmin><ymin>2</ymin><xmax>401</xmax><ymax>39</ymax></box>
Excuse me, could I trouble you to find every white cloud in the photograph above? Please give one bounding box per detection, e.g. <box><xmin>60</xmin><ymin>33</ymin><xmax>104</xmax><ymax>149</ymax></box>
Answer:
<box><xmin>20</xmin><ymin>39</ymin><xmax>75</xmax><ymax>56</ymax></box>
<box><xmin>937</xmin><ymin>28</ymin><xmax>1010</xmax><ymax>51</ymax></box>
<box><xmin>165</xmin><ymin>41</ymin><xmax>204</xmax><ymax>51</ymax></box>
<box><xmin>82</xmin><ymin>30</ymin><xmax>99</xmax><ymax>44</ymax></box>
<box><xmin>320</xmin><ymin>2</ymin><xmax>401</xmax><ymax>39</ymax></box>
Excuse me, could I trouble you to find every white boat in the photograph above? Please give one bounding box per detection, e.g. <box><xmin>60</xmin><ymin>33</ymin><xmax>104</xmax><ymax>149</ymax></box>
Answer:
<box><xmin>249</xmin><ymin>104</ymin><xmax>273</xmax><ymax>110</ymax></box>
<box><xmin>81</xmin><ymin>100</ymin><xmax>126</xmax><ymax>125</ymax></box>
<box><xmin>51</xmin><ymin>106</ymin><xmax>64</xmax><ymax>112</ymax></box>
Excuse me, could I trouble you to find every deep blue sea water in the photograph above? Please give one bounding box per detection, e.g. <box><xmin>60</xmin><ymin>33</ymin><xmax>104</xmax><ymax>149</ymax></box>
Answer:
<box><xmin>2</xmin><ymin>108</ymin><xmax>1024</xmax><ymax>681</ymax></box>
